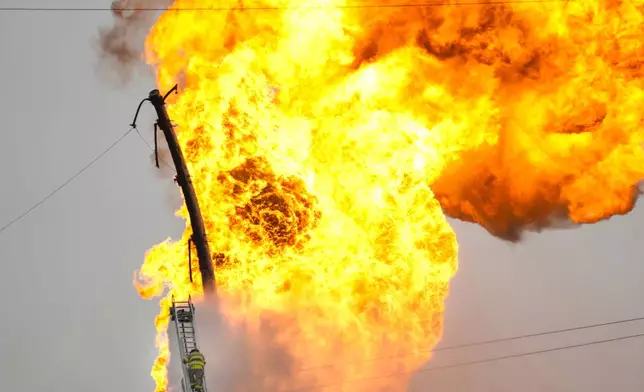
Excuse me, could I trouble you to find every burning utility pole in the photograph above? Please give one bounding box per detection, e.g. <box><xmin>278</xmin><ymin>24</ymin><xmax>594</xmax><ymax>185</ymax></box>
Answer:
<box><xmin>132</xmin><ymin>86</ymin><xmax>216</xmax><ymax>296</ymax></box>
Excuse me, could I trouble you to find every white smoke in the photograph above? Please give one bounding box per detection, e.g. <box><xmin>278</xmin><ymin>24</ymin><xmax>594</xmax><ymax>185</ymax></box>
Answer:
<box><xmin>175</xmin><ymin>295</ymin><xmax>307</xmax><ymax>392</ymax></box>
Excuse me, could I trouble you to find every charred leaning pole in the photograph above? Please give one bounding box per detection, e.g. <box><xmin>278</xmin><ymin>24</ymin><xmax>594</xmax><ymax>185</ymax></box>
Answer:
<box><xmin>131</xmin><ymin>85</ymin><xmax>216</xmax><ymax>297</ymax></box>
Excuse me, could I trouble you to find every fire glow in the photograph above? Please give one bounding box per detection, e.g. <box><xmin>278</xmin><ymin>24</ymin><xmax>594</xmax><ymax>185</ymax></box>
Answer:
<box><xmin>132</xmin><ymin>0</ymin><xmax>644</xmax><ymax>390</ymax></box>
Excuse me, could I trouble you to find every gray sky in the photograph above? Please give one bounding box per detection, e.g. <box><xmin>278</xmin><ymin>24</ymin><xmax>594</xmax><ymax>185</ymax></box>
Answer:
<box><xmin>0</xmin><ymin>2</ymin><xmax>643</xmax><ymax>392</ymax></box>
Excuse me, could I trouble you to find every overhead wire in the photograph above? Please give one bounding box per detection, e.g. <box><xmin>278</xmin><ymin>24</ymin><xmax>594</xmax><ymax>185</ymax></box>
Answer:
<box><xmin>0</xmin><ymin>127</ymin><xmax>135</xmax><ymax>236</ymax></box>
<box><xmin>294</xmin><ymin>331</ymin><xmax>644</xmax><ymax>390</ymax></box>
<box><xmin>2</xmin><ymin>121</ymin><xmax>640</xmax><ymax>388</ymax></box>
<box><xmin>0</xmin><ymin>0</ymin><xmax>570</xmax><ymax>12</ymax></box>
<box><xmin>134</xmin><ymin>127</ymin><xmax>177</xmax><ymax>173</ymax></box>
<box><xmin>299</xmin><ymin>314</ymin><xmax>644</xmax><ymax>371</ymax></box>
<box><xmin>4</xmin><ymin>1</ymin><xmax>640</xmax><ymax>388</ymax></box>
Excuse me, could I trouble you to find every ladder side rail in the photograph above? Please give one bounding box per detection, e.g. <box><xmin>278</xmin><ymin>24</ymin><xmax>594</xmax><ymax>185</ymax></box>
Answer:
<box><xmin>173</xmin><ymin>300</ymin><xmax>209</xmax><ymax>392</ymax></box>
<box><xmin>188</xmin><ymin>304</ymin><xmax>208</xmax><ymax>392</ymax></box>
<box><xmin>172</xmin><ymin>306</ymin><xmax>194</xmax><ymax>392</ymax></box>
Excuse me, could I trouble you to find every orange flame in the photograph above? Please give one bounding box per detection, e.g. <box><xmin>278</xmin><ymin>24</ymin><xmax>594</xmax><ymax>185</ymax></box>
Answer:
<box><xmin>134</xmin><ymin>0</ymin><xmax>643</xmax><ymax>390</ymax></box>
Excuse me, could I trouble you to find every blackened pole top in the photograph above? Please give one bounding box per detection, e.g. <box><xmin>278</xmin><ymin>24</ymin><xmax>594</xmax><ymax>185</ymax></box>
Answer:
<box><xmin>148</xmin><ymin>89</ymin><xmax>216</xmax><ymax>296</ymax></box>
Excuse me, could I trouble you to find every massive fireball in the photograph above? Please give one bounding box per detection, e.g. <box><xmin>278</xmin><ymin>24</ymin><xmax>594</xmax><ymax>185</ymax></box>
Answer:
<box><xmin>132</xmin><ymin>0</ymin><xmax>643</xmax><ymax>391</ymax></box>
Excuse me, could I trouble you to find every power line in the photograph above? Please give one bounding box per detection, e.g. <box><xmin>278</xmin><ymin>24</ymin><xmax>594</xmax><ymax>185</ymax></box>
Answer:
<box><xmin>434</xmin><ymin>315</ymin><xmax>644</xmax><ymax>352</ymax></box>
<box><xmin>297</xmin><ymin>331</ymin><xmax>644</xmax><ymax>390</ymax></box>
<box><xmin>134</xmin><ymin>127</ymin><xmax>176</xmax><ymax>173</ymax></box>
<box><xmin>300</xmin><ymin>314</ymin><xmax>644</xmax><ymax>371</ymax></box>
<box><xmin>0</xmin><ymin>0</ymin><xmax>570</xmax><ymax>12</ymax></box>
<box><xmin>0</xmin><ymin>127</ymin><xmax>135</xmax><ymax>236</ymax></box>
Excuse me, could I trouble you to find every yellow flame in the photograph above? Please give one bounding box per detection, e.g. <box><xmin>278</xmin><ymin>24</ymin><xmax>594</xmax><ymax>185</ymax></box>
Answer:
<box><xmin>134</xmin><ymin>0</ymin><xmax>643</xmax><ymax>390</ymax></box>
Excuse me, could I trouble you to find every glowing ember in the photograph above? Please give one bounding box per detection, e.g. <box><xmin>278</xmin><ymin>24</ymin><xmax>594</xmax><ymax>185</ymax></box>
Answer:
<box><xmin>133</xmin><ymin>0</ymin><xmax>643</xmax><ymax>390</ymax></box>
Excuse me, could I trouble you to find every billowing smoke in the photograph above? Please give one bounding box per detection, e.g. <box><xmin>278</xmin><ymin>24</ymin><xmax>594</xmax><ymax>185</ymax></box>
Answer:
<box><xmin>96</xmin><ymin>0</ymin><xmax>173</xmax><ymax>84</ymax></box>
<box><xmin>188</xmin><ymin>295</ymin><xmax>300</xmax><ymax>392</ymax></box>
<box><xmin>167</xmin><ymin>293</ymin><xmax>412</xmax><ymax>392</ymax></box>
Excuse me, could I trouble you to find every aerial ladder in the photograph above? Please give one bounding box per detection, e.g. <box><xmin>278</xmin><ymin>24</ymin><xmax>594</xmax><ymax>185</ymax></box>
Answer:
<box><xmin>170</xmin><ymin>296</ymin><xmax>209</xmax><ymax>392</ymax></box>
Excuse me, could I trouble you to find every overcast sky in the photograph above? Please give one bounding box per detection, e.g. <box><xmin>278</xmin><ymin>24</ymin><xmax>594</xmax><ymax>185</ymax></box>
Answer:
<box><xmin>0</xmin><ymin>2</ymin><xmax>643</xmax><ymax>392</ymax></box>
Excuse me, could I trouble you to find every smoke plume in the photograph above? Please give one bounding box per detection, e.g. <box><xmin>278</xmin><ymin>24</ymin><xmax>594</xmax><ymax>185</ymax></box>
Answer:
<box><xmin>189</xmin><ymin>295</ymin><xmax>300</xmax><ymax>392</ymax></box>
<box><xmin>182</xmin><ymin>294</ymin><xmax>412</xmax><ymax>392</ymax></box>
<box><xmin>96</xmin><ymin>0</ymin><xmax>173</xmax><ymax>84</ymax></box>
